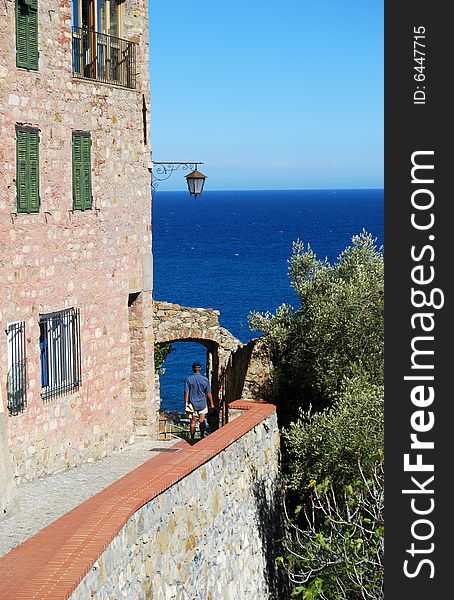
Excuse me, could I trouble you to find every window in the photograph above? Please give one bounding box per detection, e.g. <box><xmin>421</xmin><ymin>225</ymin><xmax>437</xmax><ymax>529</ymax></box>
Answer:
<box><xmin>39</xmin><ymin>308</ymin><xmax>81</xmax><ymax>400</ymax></box>
<box><xmin>16</xmin><ymin>126</ymin><xmax>40</xmax><ymax>214</ymax></box>
<box><xmin>72</xmin><ymin>131</ymin><xmax>93</xmax><ymax>211</ymax></box>
<box><xmin>71</xmin><ymin>0</ymin><xmax>136</xmax><ymax>88</ymax></box>
<box><xmin>72</xmin><ymin>0</ymin><xmax>124</xmax><ymax>40</ymax></box>
<box><xmin>6</xmin><ymin>321</ymin><xmax>27</xmax><ymax>415</ymax></box>
<box><xmin>16</xmin><ymin>0</ymin><xmax>39</xmax><ymax>70</ymax></box>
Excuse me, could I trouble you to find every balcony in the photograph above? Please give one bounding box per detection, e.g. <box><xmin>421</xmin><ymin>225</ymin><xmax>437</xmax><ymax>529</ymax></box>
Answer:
<box><xmin>72</xmin><ymin>27</ymin><xmax>137</xmax><ymax>89</ymax></box>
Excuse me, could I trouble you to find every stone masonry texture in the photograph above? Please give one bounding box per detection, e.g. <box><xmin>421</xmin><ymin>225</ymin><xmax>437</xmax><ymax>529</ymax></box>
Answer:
<box><xmin>153</xmin><ymin>300</ymin><xmax>241</xmax><ymax>358</ymax></box>
<box><xmin>0</xmin><ymin>0</ymin><xmax>155</xmax><ymax>485</ymax></box>
<box><xmin>70</xmin><ymin>411</ymin><xmax>283</xmax><ymax>600</ymax></box>
<box><xmin>0</xmin><ymin>411</ymin><xmax>18</xmax><ymax>517</ymax></box>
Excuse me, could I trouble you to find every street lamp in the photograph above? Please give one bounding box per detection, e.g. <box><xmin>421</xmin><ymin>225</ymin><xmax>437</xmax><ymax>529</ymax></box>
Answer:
<box><xmin>150</xmin><ymin>162</ymin><xmax>208</xmax><ymax>198</ymax></box>
<box><xmin>185</xmin><ymin>169</ymin><xmax>207</xmax><ymax>198</ymax></box>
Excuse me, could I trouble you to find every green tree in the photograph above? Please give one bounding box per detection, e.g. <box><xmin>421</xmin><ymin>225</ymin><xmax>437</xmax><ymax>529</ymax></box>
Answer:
<box><xmin>284</xmin><ymin>458</ymin><xmax>384</xmax><ymax>600</ymax></box>
<box><xmin>249</xmin><ymin>231</ymin><xmax>384</xmax><ymax>598</ymax></box>
<box><xmin>249</xmin><ymin>230</ymin><xmax>384</xmax><ymax>423</ymax></box>
<box><xmin>284</xmin><ymin>375</ymin><xmax>383</xmax><ymax>496</ymax></box>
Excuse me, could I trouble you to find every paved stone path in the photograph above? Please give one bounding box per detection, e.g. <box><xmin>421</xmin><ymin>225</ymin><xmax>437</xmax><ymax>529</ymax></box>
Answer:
<box><xmin>0</xmin><ymin>435</ymin><xmax>180</xmax><ymax>557</ymax></box>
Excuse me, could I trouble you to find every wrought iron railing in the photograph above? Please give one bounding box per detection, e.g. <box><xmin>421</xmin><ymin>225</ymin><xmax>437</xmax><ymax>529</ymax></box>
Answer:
<box><xmin>39</xmin><ymin>308</ymin><xmax>81</xmax><ymax>400</ymax></box>
<box><xmin>72</xmin><ymin>27</ymin><xmax>137</xmax><ymax>89</ymax></box>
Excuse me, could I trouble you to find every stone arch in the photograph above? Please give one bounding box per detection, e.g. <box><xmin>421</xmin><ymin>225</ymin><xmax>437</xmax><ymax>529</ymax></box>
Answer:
<box><xmin>153</xmin><ymin>301</ymin><xmax>242</xmax><ymax>409</ymax></box>
<box><xmin>153</xmin><ymin>301</ymin><xmax>241</xmax><ymax>361</ymax></box>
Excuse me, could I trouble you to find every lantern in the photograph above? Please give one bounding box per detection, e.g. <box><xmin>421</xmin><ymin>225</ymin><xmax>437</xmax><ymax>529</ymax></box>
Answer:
<box><xmin>185</xmin><ymin>169</ymin><xmax>207</xmax><ymax>198</ymax></box>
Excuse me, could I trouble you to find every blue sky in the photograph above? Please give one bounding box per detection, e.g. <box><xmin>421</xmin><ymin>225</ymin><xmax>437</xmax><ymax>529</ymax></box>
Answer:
<box><xmin>148</xmin><ymin>0</ymin><xmax>383</xmax><ymax>191</ymax></box>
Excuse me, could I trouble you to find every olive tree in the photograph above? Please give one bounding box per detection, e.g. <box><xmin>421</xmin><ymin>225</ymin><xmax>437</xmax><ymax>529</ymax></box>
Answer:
<box><xmin>283</xmin><ymin>458</ymin><xmax>384</xmax><ymax>600</ymax></box>
<box><xmin>249</xmin><ymin>230</ymin><xmax>384</xmax><ymax>422</ymax></box>
<box><xmin>249</xmin><ymin>231</ymin><xmax>384</xmax><ymax>598</ymax></box>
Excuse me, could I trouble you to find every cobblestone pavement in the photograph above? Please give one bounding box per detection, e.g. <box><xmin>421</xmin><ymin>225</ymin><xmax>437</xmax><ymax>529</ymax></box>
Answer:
<box><xmin>0</xmin><ymin>435</ymin><xmax>181</xmax><ymax>557</ymax></box>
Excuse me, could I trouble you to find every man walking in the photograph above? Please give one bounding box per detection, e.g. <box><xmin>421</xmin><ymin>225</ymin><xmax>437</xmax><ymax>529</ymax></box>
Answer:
<box><xmin>184</xmin><ymin>361</ymin><xmax>215</xmax><ymax>440</ymax></box>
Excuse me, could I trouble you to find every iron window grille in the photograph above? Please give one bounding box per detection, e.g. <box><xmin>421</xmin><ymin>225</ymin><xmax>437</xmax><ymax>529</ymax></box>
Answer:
<box><xmin>72</xmin><ymin>26</ymin><xmax>137</xmax><ymax>89</ymax></box>
<box><xmin>6</xmin><ymin>321</ymin><xmax>27</xmax><ymax>415</ymax></box>
<box><xmin>39</xmin><ymin>308</ymin><xmax>81</xmax><ymax>400</ymax></box>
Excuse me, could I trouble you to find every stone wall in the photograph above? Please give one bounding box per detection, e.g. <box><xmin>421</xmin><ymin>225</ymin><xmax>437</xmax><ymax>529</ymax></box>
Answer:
<box><xmin>70</xmin><ymin>411</ymin><xmax>285</xmax><ymax>600</ymax></box>
<box><xmin>241</xmin><ymin>337</ymin><xmax>274</xmax><ymax>400</ymax></box>
<box><xmin>0</xmin><ymin>391</ymin><xmax>18</xmax><ymax>516</ymax></box>
<box><xmin>153</xmin><ymin>300</ymin><xmax>241</xmax><ymax>358</ymax></box>
<box><xmin>129</xmin><ymin>292</ymin><xmax>158</xmax><ymax>436</ymax></box>
<box><xmin>223</xmin><ymin>337</ymin><xmax>274</xmax><ymax>406</ymax></box>
<box><xmin>0</xmin><ymin>0</ymin><xmax>155</xmax><ymax>482</ymax></box>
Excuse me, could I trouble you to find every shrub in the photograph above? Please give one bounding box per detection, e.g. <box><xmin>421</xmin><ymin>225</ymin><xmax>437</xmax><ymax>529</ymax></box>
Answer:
<box><xmin>249</xmin><ymin>230</ymin><xmax>384</xmax><ymax>422</ymax></box>
<box><xmin>284</xmin><ymin>376</ymin><xmax>383</xmax><ymax>496</ymax></box>
<box><xmin>283</xmin><ymin>458</ymin><xmax>384</xmax><ymax>600</ymax></box>
<box><xmin>249</xmin><ymin>231</ymin><xmax>384</xmax><ymax>597</ymax></box>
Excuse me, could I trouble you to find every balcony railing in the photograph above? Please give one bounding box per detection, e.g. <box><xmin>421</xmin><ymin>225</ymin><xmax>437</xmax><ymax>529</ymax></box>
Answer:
<box><xmin>72</xmin><ymin>27</ymin><xmax>137</xmax><ymax>89</ymax></box>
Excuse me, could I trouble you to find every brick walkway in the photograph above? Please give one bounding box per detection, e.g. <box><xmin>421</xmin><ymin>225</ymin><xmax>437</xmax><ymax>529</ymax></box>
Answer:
<box><xmin>0</xmin><ymin>435</ymin><xmax>180</xmax><ymax>558</ymax></box>
<box><xmin>0</xmin><ymin>401</ymin><xmax>275</xmax><ymax>600</ymax></box>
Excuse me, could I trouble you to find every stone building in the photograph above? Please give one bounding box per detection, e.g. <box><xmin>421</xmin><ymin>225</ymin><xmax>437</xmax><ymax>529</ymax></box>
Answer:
<box><xmin>0</xmin><ymin>0</ymin><xmax>155</xmax><ymax>504</ymax></box>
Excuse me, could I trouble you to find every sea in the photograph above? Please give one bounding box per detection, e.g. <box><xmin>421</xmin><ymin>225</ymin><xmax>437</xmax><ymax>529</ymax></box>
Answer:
<box><xmin>152</xmin><ymin>188</ymin><xmax>384</xmax><ymax>412</ymax></box>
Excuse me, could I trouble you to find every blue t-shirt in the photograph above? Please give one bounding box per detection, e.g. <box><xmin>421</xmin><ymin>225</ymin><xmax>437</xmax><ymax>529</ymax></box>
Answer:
<box><xmin>184</xmin><ymin>373</ymin><xmax>211</xmax><ymax>411</ymax></box>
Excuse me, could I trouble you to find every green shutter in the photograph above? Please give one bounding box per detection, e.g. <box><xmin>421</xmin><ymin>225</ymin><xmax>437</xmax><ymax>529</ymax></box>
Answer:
<box><xmin>81</xmin><ymin>136</ymin><xmax>92</xmax><ymax>210</ymax></box>
<box><xmin>16</xmin><ymin>1</ymin><xmax>28</xmax><ymax>69</ymax></box>
<box><xmin>16</xmin><ymin>0</ymin><xmax>38</xmax><ymax>70</ymax></box>
<box><xmin>16</xmin><ymin>128</ymin><xmax>40</xmax><ymax>214</ymax></box>
<box><xmin>28</xmin><ymin>131</ymin><xmax>40</xmax><ymax>212</ymax></box>
<box><xmin>72</xmin><ymin>133</ymin><xmax>92</xmax><ymax>211</ymax></box>
<box><xmin>27</xmin><ymin>5</ymin><xmax>38</xmax><ymax>70</ymax></box>
<box><xmin>72</xmin><ymin>134</ymin><xmax>83</xmax><ymax>210</ymax></box>
<box><xmin>16</xmin><ymin>130</ymin><xmax>29</xmax><ymax>212</ymax></box>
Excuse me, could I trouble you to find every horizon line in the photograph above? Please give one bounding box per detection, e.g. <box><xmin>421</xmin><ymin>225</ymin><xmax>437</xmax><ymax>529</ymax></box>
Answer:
<box><xmin>153</xmin><ymin>187</ymin><xmax>384</xmax><ymax>193</ymax></box>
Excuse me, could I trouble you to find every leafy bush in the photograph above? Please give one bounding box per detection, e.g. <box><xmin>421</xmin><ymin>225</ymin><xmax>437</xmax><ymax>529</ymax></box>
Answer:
<box><xmin>284</xmin><ymin>459</ymin><xmax>384</xmax><ymax>600</ymax></box>
<box><xmin>284</xmin><ymin>376</ymin><xmax>383</xmax><ymax>495</ymax></box>
<box><xmin>154</xmin><ymin>342</ymin><xmax>174</xmax><ymax>373</ymax></box>
<box><xmin>248</xmin><ymin>231</ymin><xmax>384</xmax><ymax>598</ymax></box>
<box><xmin>249</xmin><ymin>230</ymin><xmax>383</xmax><ymax>422</ymax></box>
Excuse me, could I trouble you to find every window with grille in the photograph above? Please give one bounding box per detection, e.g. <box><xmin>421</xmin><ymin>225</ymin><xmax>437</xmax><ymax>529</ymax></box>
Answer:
<box><xmin>72</xmin><ymin>131</ymin><xmax>93</xmax><ymax>211</ymax></box>
<box><xmin>16</xmin><ymin>126</ymin><xmax>40</xmax><ymax>214</ymax></box>
<box><xmin>16</xmin><ymin>0</ymin><xmax>39</xmax><ymax>70</ymax></box>
<box><xmin>39</xmin><ymin>308</ymin><xmax>81</xmax><ymax>400</ymax></box>
<box><xmin>6</xmin><ymin>321</ymin><xmax>27</xmax><ymax>415</ymax></box>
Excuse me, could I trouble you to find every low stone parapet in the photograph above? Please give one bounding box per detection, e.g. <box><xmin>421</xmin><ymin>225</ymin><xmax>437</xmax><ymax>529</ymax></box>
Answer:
<box><xmin>0</xmin><ymin>400</ymin><xmax>284</xmax><ymax>599</ymax></box>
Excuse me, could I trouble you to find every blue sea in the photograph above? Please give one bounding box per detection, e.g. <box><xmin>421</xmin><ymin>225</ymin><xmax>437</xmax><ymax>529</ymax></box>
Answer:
<box><xmin>153</xmin><ymin>189</ymin><xmax>384</xmax><ymax>412</ymax></box>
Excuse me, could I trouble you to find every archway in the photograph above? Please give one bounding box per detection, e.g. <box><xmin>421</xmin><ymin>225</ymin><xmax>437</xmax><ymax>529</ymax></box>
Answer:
<box><xmin>156</xmin><ymin>338</ymin><xmax>220</xmax><ymax>410</ymax></box>
<box><xmin>153</xmin><ymin>300</ymin><xmax>241</xmax><ymax>407</ymax></box>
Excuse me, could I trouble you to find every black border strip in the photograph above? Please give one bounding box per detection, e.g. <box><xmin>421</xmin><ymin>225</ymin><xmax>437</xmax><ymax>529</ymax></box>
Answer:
<box><xmin>385</xmin><ymin>2</ymin><xmax>451</xmax><ymax>595</ymax></box>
